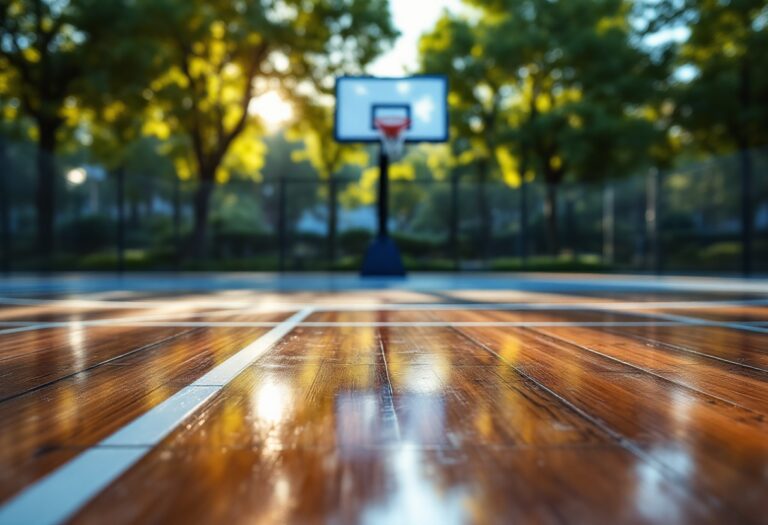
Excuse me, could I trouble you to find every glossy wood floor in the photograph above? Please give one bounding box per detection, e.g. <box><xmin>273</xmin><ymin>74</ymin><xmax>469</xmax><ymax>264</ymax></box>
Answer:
<box><xmin>0</xmin><ymin>287</ymin><xmax>767</xmax><ymax>524</ymax></box>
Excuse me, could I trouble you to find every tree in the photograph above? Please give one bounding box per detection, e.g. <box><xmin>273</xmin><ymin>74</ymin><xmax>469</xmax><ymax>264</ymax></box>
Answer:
<box><xmin>420</xmin><ymin>14</ymin><xmax>510</xmax><ymax>260</ymax></box>
<box><xmin>288</xmin><ymin>100</ymin><xmax>368</xmax><ymax>262</ymax></box>
<box><xmin>672</xmin><ymin>0</ymin><xmax>768</xmax><ymax>273</ymax></box>
<box><xmin>134</xmin><ymin>0</ymin><xmax>396</xmax><ymax>255</ymax></box>
<box><xmin>426</xmin><ymin>0</ymin><xmax>662</xmax><ymax>254</ymax></box>
<box><xmin>0</xmin><ymin>0</ymin><xmax>94</xmax><ymax>257</ymax></box>
<box><xmin>289</xmin><ymin>101</ymin><xmax>368</xmax><ymax>181</ymax></box>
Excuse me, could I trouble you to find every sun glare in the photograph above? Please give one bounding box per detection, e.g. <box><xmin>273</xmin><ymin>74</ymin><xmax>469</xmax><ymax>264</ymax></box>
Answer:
<box><xmin>249</xmin><ymin>91</ymin><xmax>294</xmax><ymax>130</ymax></box>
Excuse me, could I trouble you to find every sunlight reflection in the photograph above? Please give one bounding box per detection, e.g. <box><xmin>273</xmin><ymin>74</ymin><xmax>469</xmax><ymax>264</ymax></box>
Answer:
<box><xmin>67</xmin><ymin>322</ymin><xmax>86</xmax><ymax>371</ymax></box>
<box><xmin>634</xmin><ymin>446</ymin><xmax>694</xmax><ymax>523</ymax></box>
<box><xmin>254</xmin><ymin>377</ymin><xmax>292</xmax><ymax>426</ymax></box>
<box><xmin>397</xmin><ymin>394</ymin><xmax>445</xmax><ymax>444</ymax></box>
<box><xmin>336</xmin><ymin>393</ymin><xmax>380</xmax><ymax>451</ymax></box>
<box><xmin>670</xmin><ymin>388</ymin><xmax>693</xmax><ymax>434</ymax></box>
<box><xmin>362</xmin><ymin>443</ymin><xmax>466</xmax><ymax>525</ymax></box>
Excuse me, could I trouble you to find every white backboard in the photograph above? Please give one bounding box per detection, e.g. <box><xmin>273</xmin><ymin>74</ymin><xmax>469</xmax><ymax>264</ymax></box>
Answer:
<box><xmin>334</xmin><ymin>76</ymin><xmax>449</xmax><ymax>143</ymax></box>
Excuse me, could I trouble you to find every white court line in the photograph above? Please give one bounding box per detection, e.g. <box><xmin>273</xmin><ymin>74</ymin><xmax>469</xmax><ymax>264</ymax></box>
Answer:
<box><xmin>1</xmin><ymin>296</ymin><xmax>768</xmax><ymax>311</ymax></box>
<box><xmin>0</xmin><ymin>300</ymin><xmax>766</xmax><ymax>336</ymax></box>
<box><xmin>0</xmin><ymin>304</ymin><xmax>299</xmax><ymax>335</ymax></box>
<box><xmin>0</xmin><ymin>295</ymin><xmax>304</xmax><ymax>310</ymax></box>
<box><xmin>0</xmin><ymin>321</ymin><xmax>283</xmax><ymax>335</ymax></box>
<box><xmin>0</xmin><ymin>307</ymin><xmax>314</xmax><ymax>525</ymax></box>
<box><xmin>309</xmin><ymin>299</ymin><xmax>768</xmax><ymax>311</ymax></box>
<box><xmin>295</xmin><ymin>321</ymin><xmax>767</xmax><ymax>328</ymax></box>
<box><xmin>2</xmin><ymin>318</ymin><xmax>768</xmax><ymax>335</ymax></box>
<box><xmin>0</xmin><ymin>296</ymin><xmax>311</xmax><ymax>310</ymax></box>
<box><xmin>582</xmin><ymin>303</ymin><xmax>768</xmax><ymax>335</ymax></box>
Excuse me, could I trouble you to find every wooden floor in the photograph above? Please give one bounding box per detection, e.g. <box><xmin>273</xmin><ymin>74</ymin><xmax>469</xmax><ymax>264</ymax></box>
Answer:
<box><xmin>0</xmin><ymin>281</ymin><xmax>767</xmax><ymax>524</ymax></box>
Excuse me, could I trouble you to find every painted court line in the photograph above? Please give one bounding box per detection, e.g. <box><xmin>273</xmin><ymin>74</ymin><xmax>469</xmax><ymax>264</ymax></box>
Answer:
<box><xmin>0</xmin><ymin>321</ymin><xmax>283</xmax><ymax>334</ymax></box>
<box><xmin>308</xmin><ymin>299</ymin><xmax>768</xmax><ymax>312</ymax></box>
<box><xmin>584</xmin><ymin>305</ymin><xmax>768</xmax><ymax>335</ymax></box>
<box><xmin>0</xmin><ymin>296</ymin><xmax>306</xmax><ymax>310</ymax></box>
<box><xmin>1</xmin><ymin>319</ymin><xmax>768</xmax><ymax>335</ymax></box>
<box><xmin>0</xmin><ymin>300</ymin><xmax>765</xmax><ymax>336</ymax></box>
<box><xmin>298</xmin><ymin>321</ymin><xmax>765</xmax><ymax>328</ymax></box>
<box><xmin>1</xmin><ymin>296</ymin><xmax>768</xmax><ymax>311</ymax></box>
<box><xmin>0</xmin><ymin>307</ymin><xmax>314</xmax><ymax>525</ymax></box>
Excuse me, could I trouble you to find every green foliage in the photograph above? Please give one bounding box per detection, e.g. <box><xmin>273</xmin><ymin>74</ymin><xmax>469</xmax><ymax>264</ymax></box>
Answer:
<box><xmin>674</xmin><ymin>0</ymin><xmax>768</xmax><ymax>152</ymax></box>
<box><xmin>424</xmin><ymin>0</ymin><xmax>664</xmax><ymax>187</ymax></box>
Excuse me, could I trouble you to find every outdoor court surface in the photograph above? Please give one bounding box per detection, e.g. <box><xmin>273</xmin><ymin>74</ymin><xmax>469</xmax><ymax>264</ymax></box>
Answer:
<box><xmin>0</xmin><ymin>273</ymin><xmax>767</xmax><ymax>525</ymax></box>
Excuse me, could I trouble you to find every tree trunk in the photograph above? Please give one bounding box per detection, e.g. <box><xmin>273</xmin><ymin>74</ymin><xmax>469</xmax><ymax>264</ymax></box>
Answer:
<box><xmin>0</xmin><ymin>138</ymin><xmax>10</xmax><ymax>273</ymax></box>
<box><xmin>545</xmin><ymin>182</ymin><xmax>559</xmax><ymax>255</ymax></box>
<box><xmin>35</xmin><ymin>120</ymin><xmax>58</xmax><ymax>265</ymax></box>
<box><xmin>192</xmin><ymin>173</ymin><xmax>215</xmax><ymax>258</ymax></box>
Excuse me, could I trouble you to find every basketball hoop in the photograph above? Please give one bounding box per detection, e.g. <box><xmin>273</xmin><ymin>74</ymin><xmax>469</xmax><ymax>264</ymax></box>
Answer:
<box><xmin>375</xmin><ymin>117</ymin><xmax>410</xmax><ymax>161</ymax></box>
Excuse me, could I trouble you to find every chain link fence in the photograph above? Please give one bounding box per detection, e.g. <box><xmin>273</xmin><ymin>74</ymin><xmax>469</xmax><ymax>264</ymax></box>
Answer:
<box><xmin>1</xmin><ymin>137</ymin><xmax>766</xmax><ymax>275</ymax></box>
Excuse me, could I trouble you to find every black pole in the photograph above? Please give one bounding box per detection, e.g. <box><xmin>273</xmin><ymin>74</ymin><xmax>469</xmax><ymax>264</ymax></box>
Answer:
<box><xmin>739</xmin><ymin>149</ymin><xmax>753</xmax><ymax>277</ymax></box>
<box><xmin>519</xmin><ymin>177</ymin><xmax>528</xmax><ymax>267</ymax></box>
<box><xmin>173</xmin><ymin>175</ymin><xmax>181</xmax><ymax>269</ymax></box>
<box><xmin>450</xmin><ymin>172</ymin><xmax>459</xmax><ymax>271</ymax></box>
<box><xmin>0</xmin><ymin>140</ymin><xmax>10</xmax><ymax>274</ymax></box>
<box><xmin>565</xmin><ymin>193</ymin><xmax>575</xmax><ymax>255</ymax></box>
<box><xmin>115</xmin><ymin>166</ymin><xmax>125</xmax><ymax>274</ymax></box>
<box><xmin>328</xmin><ymin>175</ymin><xmax>337</xmax><ymax>268</ymax></box>
<box><xmin>603</xmin><ymin>184</ymin><xmax>614</xmax><ymax>265</ymax></box>
<box><xmin>278</xmin><ymin>174</ymin><xmax>287</xmax><ymax>271</ymax></box>
<box><xmin>646</xmin><ymin>167</ymin><xmax>661</xmax><ymax>274</ymax></box>
<box><xmin>360</xmin><ymin>146</ymin><xmax>404</xmax><ymax>276</ymax></box>
<box><xmin>377</xmin><ymin>150</ymin><xmax>389</xmax><ymax>239</ymax></box>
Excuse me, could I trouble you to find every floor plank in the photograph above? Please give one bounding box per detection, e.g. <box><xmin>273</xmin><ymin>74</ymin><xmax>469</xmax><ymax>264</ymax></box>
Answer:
<box><xmin>69</xmin><ymin>445</ymin><xmax>728</xmax><ymax>525</ymax></box>
<box><xmin>654</xmin><ymin>306</ymin><xmax>768</xmax><ymax>323</ymax></box>
<box><xmin>458</xmin><ymin>325</ymin><xmax>768</xmax><ymax>520</ymax></box>
<box><xmin>67</xmin><ymin>325</ymin><xmax>733</xmax><ymax>525</ymax></box>
<box><xmin>307</xmin><ymin>309</ymin><xmax>646</xmax><ymax>323</ymax></box>
<box><xmin>0</xmin><ymin>327</ymin><xmax>268</xmax><ymax>503</ymax></box>
<box><xmin>0</xmin><ymin>326</ymin><xmax>194</xmax><ymax>399</ymax></box>
<box><xmin>537</xmin><ymin>325</ymin><xmax>768</xmax><ymax>415</ymax></box>
<box><xmin>609</xmin><ymin>325</ymin><xmax>768</xmax><ymax>371</ymax></box>
<box><xmin>0</xmin><ymin>309</ymin><xmax>291</xmax><ymax>400</ymax></box>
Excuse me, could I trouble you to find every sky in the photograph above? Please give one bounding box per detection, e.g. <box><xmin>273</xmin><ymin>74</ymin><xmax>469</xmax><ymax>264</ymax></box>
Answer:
<box><xmin>370</xmin><ymin>0</ymin><xmax>464</xmax><ymax>76</ymax></box>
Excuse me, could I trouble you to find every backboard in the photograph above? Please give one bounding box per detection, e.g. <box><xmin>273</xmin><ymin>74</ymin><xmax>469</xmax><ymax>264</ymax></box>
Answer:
<box><xmin>334</xmin><ymin>76</ymin><xmax>448</xmax><ymax>144</ymax></box>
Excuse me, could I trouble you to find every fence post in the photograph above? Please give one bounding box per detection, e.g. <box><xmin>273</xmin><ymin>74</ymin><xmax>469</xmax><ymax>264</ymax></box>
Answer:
<box><xmin>645</xmin><ymin>167</ymin><xmax>661</xmax><ymax>274</ymax></box>
<box><xmin>278</xmin><ymin>174</ymin><xmax>287</xmax><ymax>272</ymax></box>
<box><xmin>450</xmin><ymin>172</ymin><xmax>459</xmax><ymax>270</ymax></box>
<box><xmin>565</xmin><ymin>190</ymin><xmax>575</xmax><ymax>256</ymax></box>
<box><xmin>739</xmin><ymin>149</ymin><xmax>753</xmax><ymax>277</ymax></box>
<box><xmin>115</xmin><ymin>167</ymin><xmax>126</xmax><ymax>274</ymax></box>
<box><xmin>173</xmin><ymin>175</ymin><xmax>182</xmax><ymax>269</ymax></box>
<box><xmin>328</xmin><ymin>175</ymin><xmax>337</xmax><ymax>269</ymax></box>
<box><xmin>603</xmin><ymin>184</ymin><xmax>614</xmax><ymax>265</ymax></box>
<box><xmin>0</xmin><ymin>139</ymin><xmax>10</xmax><ymax>273</ymax></box>
<box><xmin>519</xmin><ymin>176</ymin><xmax>528</xmax><ymax>267</ymax></box>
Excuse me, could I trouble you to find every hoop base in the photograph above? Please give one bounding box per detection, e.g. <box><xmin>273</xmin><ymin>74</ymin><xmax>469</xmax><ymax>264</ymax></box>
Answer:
<box><xmin>360</xmin><ymin>237</ymin><xmax>406</xmax><ymax>277</ymax></box>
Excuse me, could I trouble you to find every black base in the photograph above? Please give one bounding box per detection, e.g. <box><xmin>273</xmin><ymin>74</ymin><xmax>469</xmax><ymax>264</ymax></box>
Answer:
<box><xmin>360</xmin><ymin>237</ymin><xmax>406</xmax><ymax>277</ymax></box>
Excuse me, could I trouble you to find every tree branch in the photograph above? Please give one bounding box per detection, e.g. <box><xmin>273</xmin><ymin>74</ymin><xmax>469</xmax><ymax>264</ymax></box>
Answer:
<box><xmin>212</xmin><ymin>42</ymin><xmax>269</xmax><ymax>167</ymax></box>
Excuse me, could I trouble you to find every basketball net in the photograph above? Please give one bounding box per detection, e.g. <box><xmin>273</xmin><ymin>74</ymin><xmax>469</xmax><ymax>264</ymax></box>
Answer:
<box><xmin>374</xmin><ymin>117</ymin><xmax>410</xmax><ymax>161</ymax></box>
